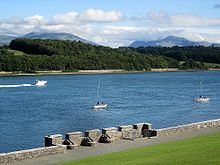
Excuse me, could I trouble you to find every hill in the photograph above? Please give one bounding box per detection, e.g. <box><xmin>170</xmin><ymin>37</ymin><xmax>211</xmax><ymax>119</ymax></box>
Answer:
<box><xmin>0</xmin><ymin>32</ymin><xmax>96</xmax><ymax>46</ymax></box>
<box><xmin>0</xmin><ymin>38</ymin><xmax>179</xmax><ymax>72</ymax></box>
<box><xmin>0</xmin><ymin>35</ymin><xmax>16</xmax><ymax>46</ymax></box>
<box><xmin>129</xmin><ymin>35</ymin><xmax>210</xmax><ymax>48</ymax></box>
<box><xmin>22</xmin><ymin>32</ymin><xmax>96</xmax><ymax>45</ymax></box>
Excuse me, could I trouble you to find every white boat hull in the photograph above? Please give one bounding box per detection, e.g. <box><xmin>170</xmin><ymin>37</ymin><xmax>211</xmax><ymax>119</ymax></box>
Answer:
<box><xmin>93</xmin><ymin>104</ymin><xmax>108</xmax><ymax>109</ymax></box>
<box><xmin>193</xmin><ymin>97</ymin><xmax>210</xmax><ymax>103</ymax></box>
<box><xmin>33</xmin><ymin>80</ymin><xmax>47</xmax><ymax>86</ymax></box>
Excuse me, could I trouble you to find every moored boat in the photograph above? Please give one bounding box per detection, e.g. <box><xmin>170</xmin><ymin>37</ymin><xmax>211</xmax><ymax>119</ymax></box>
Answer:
<box><xmin>93</xmin><ymin>102</ymin><xmax>108</xmax><ymax>109</ymax></box>
<box><xmin>93</xmin><ymin>80</ymin><xmax>108</xmax><ymax>109</ymax></box>
<box><xmin>193</xmin><ymin>96</ymin><xmax>210</xmax><ymax>103</ymax></box>
<box><xmin>193</xmin><ymin>79</ymin><xmax>210</xmax><ymax>103</ymax></box>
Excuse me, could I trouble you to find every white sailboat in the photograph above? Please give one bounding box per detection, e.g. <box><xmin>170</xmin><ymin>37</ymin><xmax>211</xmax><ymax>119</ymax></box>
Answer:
<box><xmin>193</xmin><ymin>80</ymin><xmax>210</xmax><ymax>103</ymax></box>
<box><xmin>93</xmin><ymin>80</ymin><xmax>108</xmax><ymax>109</ymax></box>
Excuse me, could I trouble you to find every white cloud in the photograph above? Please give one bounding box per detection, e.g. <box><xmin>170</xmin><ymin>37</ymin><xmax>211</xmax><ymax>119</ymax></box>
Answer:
<box><xmin>171</xmin><ymin>14</ymin><xmax>220</xmax><ymax>27</ymax></box>
<box><xmin>147</xmin><ymin>10</ymin><xmax>171</xmax><ymax>25</ymax></box>
<box><xmin>1</xmin><ymin>9</ymin><xmax>220</xmax><ymax>47</ymax></box>
<box><xmin>78</xmin><ymin>9</ymin><xmax>124</xmax><ymax>22</ymax></box>
<box><xmin>24</xmin><ymin>15</ymin><xmax>46</xmax><ymax>25</ymax></box>
<box><xmin>51</xmin><ymin>12</ymin><xmax>79</xmax><ymax>25</ymax></box>
<box><xmin>147</xmin><ymin>10</ymin><xmax>220</xmax><ymax>27</ymax></box>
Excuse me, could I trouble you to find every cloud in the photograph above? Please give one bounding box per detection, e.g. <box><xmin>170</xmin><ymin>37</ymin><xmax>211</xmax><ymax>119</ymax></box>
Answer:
<box><xmin>78</xmin><ymin>9</ymin><xmax>124</xmax><ymax>22</ymax></box>
<box><xmin>1</xmin><ymin>9</ymin><xmax>220</xmax><ymax>47</ymax></box>
<box><xmin>146</xmin><ymin>10</ymin><xmax>220</xmax><ymax>27</ymax></box>
<box><xmin>24</xmin><ymin>15</ymin><xmax>47</xmax><ymax>25</ymax></box>
<box><xmin>50</xmin><ymin>9</ymin><xmax>124</xmax><ymax>24</ymax></box>
<box><xmin>147</xmin><ymin>10</ymin><xmax>171</xmax><ymax>25</ymax></box>
<box><xmin>51</xmin><ymin>12</ymin><xmax>79</xmax><ymax>25</ymax></box>
<box><xmin>214</xmin><ymin>4</ymin><xmax>220</xmax><ymax>8</ymax></box>
<box><xmin>0</xmin><ymin>9</ymin><xmax>124</xmax><ymax>36</ymax></box>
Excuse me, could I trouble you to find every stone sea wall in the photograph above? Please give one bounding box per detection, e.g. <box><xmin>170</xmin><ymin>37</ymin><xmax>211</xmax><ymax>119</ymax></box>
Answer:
<box><xmin>1</xmin><ymin>119</ymin><xmax>220</xmax><ymax>164</ymax></box>
<box><xmin>157</xmin><ymin>119</ymin><xmax>220</xmax><ymax>136</ymax></box>
<box><xmin>0</xmin><ymin>146</ymin><xmax>65</xmax><ymax>164</ymax></box>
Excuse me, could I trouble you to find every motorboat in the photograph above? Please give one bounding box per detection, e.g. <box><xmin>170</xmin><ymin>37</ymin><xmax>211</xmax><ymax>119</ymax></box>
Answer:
<box><xmin>33</xmin><ymin>79</ymin><xmax>47</xmax><ymax>86</ymax></box>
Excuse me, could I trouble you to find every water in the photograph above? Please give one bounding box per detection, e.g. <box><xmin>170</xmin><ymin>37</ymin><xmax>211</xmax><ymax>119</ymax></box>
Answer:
<box><xmin>0</xmin><ymin>71</ymin><xmax>220</xmax><ymax>153</ymax></box>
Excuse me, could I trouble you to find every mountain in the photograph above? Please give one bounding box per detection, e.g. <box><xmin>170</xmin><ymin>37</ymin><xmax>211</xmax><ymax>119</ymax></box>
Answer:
<box><xmin>0</xmin><ymin>32</ymin><xmax>96</xmax><ymax>46</ymax></box>
<box><xmin>0</xmin><ymin>35</ymin><xmax>16</xmax><ymax>46</ymax></box>
<box><xmin>21</xmin><ymin>32</ymin><xmax>96</xmax><ymax>45</ymax></box>
<box><xmin>129</xmin><ymin>35</ymin><xmax>211</xmax><ymax>48</ymax></box>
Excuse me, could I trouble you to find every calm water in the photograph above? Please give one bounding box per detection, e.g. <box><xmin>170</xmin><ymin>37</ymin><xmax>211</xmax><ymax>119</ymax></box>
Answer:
<box><xmin>0</xmin><ymin>71</ymin><xmax>220</xmax><ymax>153</ymax></box>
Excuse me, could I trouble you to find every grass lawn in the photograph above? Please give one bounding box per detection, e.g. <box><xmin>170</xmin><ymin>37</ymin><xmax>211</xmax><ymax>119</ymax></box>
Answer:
<box><xmin>56</xmin><ymin>131</ymin><xmax>220</xmax><ymax>165</ymax></box>
<box><xmin>204</xmin><ymin>62</ymin><xmax>220</xmax><ymax>68</ymax></box>
<box><xmin>8</xmin><ymin>49</ymin><xmax>25</xmax><ymax>56</ymax></box>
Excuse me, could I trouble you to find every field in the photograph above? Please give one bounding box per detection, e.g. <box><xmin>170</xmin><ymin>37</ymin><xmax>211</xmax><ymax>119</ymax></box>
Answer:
<box><xmin>56</xmin><ymin>131</ymin><xmax>220</xmax><ymax>165</ymax></box>
<box><xmin>8</xmin><ymin>49</ymin><xmax>25</xmax><ymax>56</ymax></box>
<box><xmin>204</xmin><ymin>62</ymin><xmax>220</xmax><ymax>68</ymax></box>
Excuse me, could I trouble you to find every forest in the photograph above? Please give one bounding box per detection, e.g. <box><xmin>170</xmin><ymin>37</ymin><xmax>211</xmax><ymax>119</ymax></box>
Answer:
<box><xmin>0</xmin><ymin>38</ymin><xmax>213</xmax><ymax>72</ymax></box>
<box><xmin>131</xmin><ymin>46</ymin><xmax>220</xmax><ymax>64</ymax></box>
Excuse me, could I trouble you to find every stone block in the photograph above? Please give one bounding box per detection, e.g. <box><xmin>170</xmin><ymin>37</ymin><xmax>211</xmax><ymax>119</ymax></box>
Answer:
<box><xmin>133</xmin><ymin>123</ymin><xmax>145</xmax><ymax>138</ymax></box>
<box><xmin>65</xmin><ymin>132</ymin><xmax>83</xmax><ymax>146</ymax></box>
<box><xmin>45</xmin><ymin>134</ymin><xmax>63</xmax><ymax>146</ymax></box>
<box><xmin>102</xmin><ymin>127</ymin><xmax>122</xmax><ymax>141</ymax></box>
<box><xmin>0</xmin><ymin>146</ymin><xmax>65</xmax><ymax>164</ymax></box>
<box><xmin>118</xmin><ymin>125</ymin><xmax>133</xmax><ymax>140</ymax></box>
<box><xmin>85</xmin><ymin>129</ymin><xmax>101</xmax><ymax>142</ymax></box>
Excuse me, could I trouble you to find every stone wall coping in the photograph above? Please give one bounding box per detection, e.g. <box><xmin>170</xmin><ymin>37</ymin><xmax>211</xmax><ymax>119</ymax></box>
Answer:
<box><xmin>133</xmin><ymin>123</ymin><xmax>151</xmax><ymax>125</ymax></box>
<box><xmin>66</xmin><ymin>131</ymin><xmax>83</xmax><ymax>135</ymax></box>
<box><xmin>102</xmin><ymin>127</ymin><xmax>117</xmax><ymax>131</ymax></box>
<box><xmin>133</xmin><ymin>123</ymin><xmax>145</xmax><ymax>126</ymax></box>
<box><xmin>0</xmin><ymin>146</ymin><xmax>60</xmax><ymax>155</ymax></box>
<box><xmin>86</xmin><ymin>129</ymin><xmax>101</xmax><ymax>132</ymax></box>
<box><xmin>118</xmin><ymin>125</ymin><xmax>133</xmax><ymax>129</ymax></box>
<box><xmin>46</xmin><ymin>134</ymin><xmax>63</xmax><ymax>138</ymax></box>
<box><xmin>157</xmin><ymin>119</ymin><xmax>220</xmax><ymax>131</ymax></box>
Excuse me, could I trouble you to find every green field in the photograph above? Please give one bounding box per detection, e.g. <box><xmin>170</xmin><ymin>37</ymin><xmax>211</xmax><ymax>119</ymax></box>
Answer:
<box><xmin>56</xmin><ymin>132</ymin><xmax>220</xmax><ymax>165</ymax></box>
<box><xmin>204</xmin><ymin>62</ymin><xmax>220</xmax><ymax>68</ymax></box>
<box><xmin>8</xmin><ymin>49</ymin><xmax>25</xmax><ymax>56</ymax></box>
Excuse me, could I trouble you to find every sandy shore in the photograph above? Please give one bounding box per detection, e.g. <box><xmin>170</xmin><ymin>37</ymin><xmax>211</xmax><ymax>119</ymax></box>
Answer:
<box><xmin>0</xmin><ymin>68</ymin><xmax>218</xmax><ymax>77</ymax></box>
<box><xmin>0</xmin><ymin>70</ymin><xmax>139</xmax><ymax>76</ymax></box>
<box><xmin>8</xmin><ymin>125</ymin><xmax>220</xmax><ymax>165</ymax></box>
<box><xmin>0</xmin><ymin>68</ymin><xmax>190</xmax><ymax>77</ymax></box>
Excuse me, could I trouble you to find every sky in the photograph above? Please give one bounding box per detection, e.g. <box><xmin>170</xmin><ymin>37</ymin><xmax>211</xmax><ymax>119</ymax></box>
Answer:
<box><xmin>0</xmin><ymin>0</ymin><xmax>220</xmax><ymax>47</ymax></box>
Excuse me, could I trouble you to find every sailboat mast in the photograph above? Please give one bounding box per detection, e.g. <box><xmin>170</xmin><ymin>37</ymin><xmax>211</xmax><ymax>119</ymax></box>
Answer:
<box><xmin>97</xmin><ymin>80</ymin><xmax>100</xmax><ymax>101</ymax></box>
<box><xmin>200</xmin><ymin>79</ymin><xmax>203</xmax><ymax>96</ymax></box>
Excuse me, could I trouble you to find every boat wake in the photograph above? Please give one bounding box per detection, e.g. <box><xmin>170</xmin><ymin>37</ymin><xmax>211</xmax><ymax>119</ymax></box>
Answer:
<box><xmin>0</xmin><ymin>84</ymin><xmax>33</xmax><ymax>88</ymax></box>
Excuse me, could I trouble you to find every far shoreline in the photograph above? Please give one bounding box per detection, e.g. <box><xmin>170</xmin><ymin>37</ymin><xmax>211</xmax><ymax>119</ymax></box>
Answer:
<box><xmin>0</xmin><ymin>68</ymin><xmax>219</xmax><ymax>77</ymax></box>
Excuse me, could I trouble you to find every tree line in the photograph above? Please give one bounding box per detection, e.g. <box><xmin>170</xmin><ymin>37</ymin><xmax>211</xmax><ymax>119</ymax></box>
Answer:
<box><xmin>129</xmin><ymin>46</ymin><xmax>220</xmax><ymax>64</ymax></box>
<box><xmin>0</xmin><ymin>39</ymin><xmax>180</xmax><ymax>72</ymax></box>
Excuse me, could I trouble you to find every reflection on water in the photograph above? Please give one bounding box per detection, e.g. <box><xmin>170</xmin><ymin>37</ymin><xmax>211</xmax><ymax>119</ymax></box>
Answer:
<box><xmin>0</xmin><ymin>71</ymin><xmax>220</xmax><ymax>153</ymax></box>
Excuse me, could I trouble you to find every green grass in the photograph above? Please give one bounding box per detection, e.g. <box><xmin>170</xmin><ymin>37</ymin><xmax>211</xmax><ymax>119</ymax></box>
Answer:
<box><xmin>8</xmin><ymin>49</ymin><xmax>25</xmax><ymax>56</ymax></box>
<box><xmin>56</xmin><ymin>132</ymin><xmax>220</xmax><ymax>165</ymax></box>
<box><xmin>204</xmin><ymin>62</ymin><xmax>220</xmax><ymax>68</ymax></box>
<box><xmin>180</xmin><ymin>61</ymin><xmax>220</xmax><ymax>68</ymax></box>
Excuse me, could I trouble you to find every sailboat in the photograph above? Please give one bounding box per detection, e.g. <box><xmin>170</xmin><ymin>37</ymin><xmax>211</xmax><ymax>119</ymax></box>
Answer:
<box><xmin>93</xmin><ymin>80</ymin><xmax>108</xmax><ymax>109</ymax></box>
<box><xmin>193</xmin><ymin>79</ymin><xmax>210</xmax><ymax>103</ymax></box>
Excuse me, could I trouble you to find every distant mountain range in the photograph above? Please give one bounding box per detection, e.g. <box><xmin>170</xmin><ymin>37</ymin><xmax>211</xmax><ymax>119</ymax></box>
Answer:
<box><xmin>1</xmin><ymin>33</ymin><xmax>220</xmax><ymax>48</ymax></box>
<box><xmin>0</xmin><ymin>35</ymin><xmax>16</xmax><ymax>46</ymax></box>
<box><xmin>129</xmin><ymin>35</ymin><xmax>213</xmax><ymax>48</ymax></box>
<box><xmin>0</xmin><ymin>32</ymin><xmax>96</xmax><ymax>46</ymax></box>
